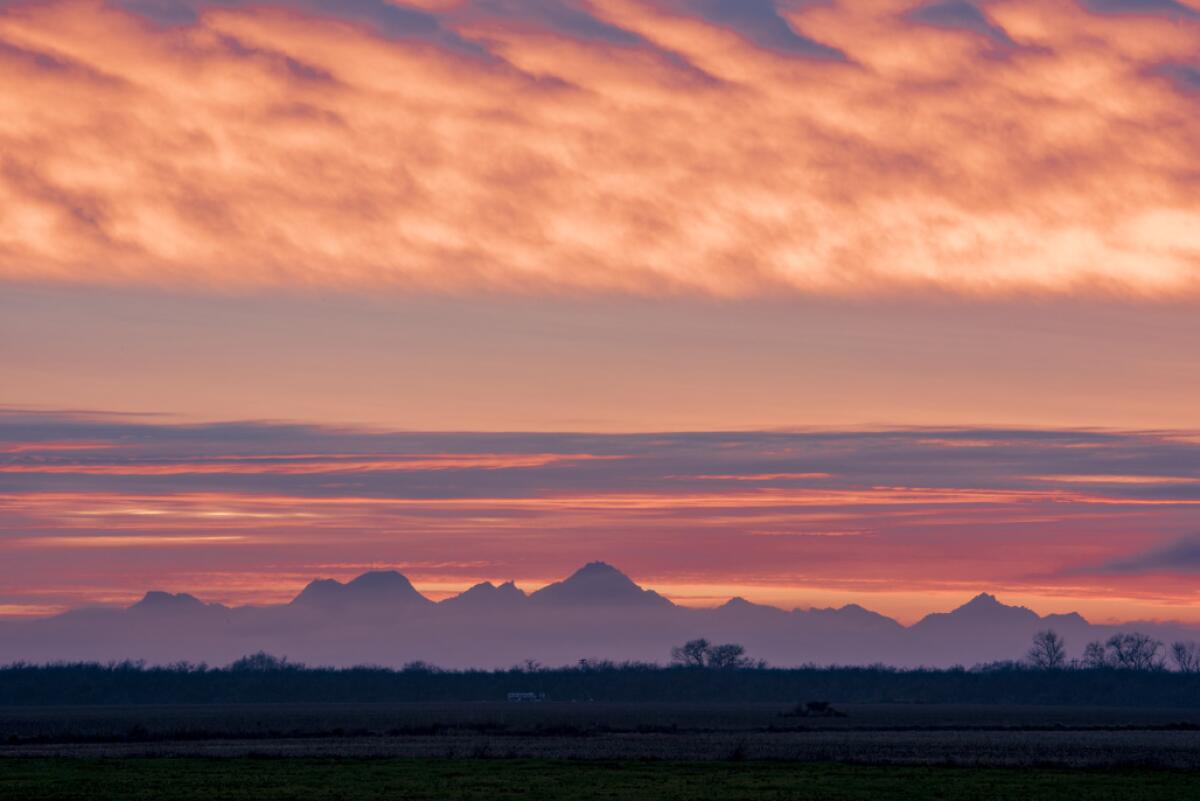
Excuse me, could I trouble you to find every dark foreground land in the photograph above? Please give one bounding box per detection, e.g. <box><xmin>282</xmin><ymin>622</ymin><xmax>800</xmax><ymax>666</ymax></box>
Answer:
<box><xmin>3</xmin><ymin>758</ymin><xmax>1200</xmax><ymax>801</ymax></box>
<box><xmin>4</xmin><ymin>702</ymin><xmax>1200</xmax><ymax>766</ymax></box>
<box><xmin>5</xmin><ymin>704</ymin><xmax>1200</xmax><ymax>799</ymax></box>
<box><xmin>6</xmin><ymin>662</ymin><xmax>1200</xmax><ymax>707</ymax></box>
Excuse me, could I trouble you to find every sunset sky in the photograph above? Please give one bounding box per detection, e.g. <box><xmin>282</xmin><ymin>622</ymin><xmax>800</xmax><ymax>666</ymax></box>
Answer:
<box><xmin>2</xmin><ymin>0</ymin><xmax>1199</xmax><ymax>623</ymax></box>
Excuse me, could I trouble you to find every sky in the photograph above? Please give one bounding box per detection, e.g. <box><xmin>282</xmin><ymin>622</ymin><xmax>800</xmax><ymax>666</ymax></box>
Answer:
<box><xmin>2</xmin><ymin>0</ymin><xmax>1199</xmax><ymax>624</ymax></box>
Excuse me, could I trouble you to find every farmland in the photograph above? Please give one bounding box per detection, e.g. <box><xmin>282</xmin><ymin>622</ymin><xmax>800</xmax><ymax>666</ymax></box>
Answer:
<box><xmin>4</xmin><ymin>702</ymin><xmax>1200</xmax><ymax>767</ymax></box>
<box><xmin>5</xmin><ymin>758</ymin><xmax>1200</xmax><ymax>801</ymax></box>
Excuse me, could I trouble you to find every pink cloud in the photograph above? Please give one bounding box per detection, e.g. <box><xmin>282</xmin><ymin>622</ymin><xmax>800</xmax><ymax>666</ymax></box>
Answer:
<box><xmin>0</xmin><ymin>0</ymin><xmax>1196</xmax><ymax>297</ymax></box>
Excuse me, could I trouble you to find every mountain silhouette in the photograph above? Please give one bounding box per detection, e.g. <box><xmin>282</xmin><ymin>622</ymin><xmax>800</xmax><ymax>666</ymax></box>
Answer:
<box><xmin>3</xmin><ymin>565</ymin><xmax>1198</xmax><ymax>669</ymax></box>
<box><xmin>130</xmin><ymin>591</ymin><xmax>220</xmax><ymax>614</ymax></box>
<box><xmin>714</xmin><ymin>597</ymin><xmax>789</xmax><ymax>621</ymax></box>
<box><xmin>912</xmin><ymin>592</ymin><xmax>1039</xmax><ymax>633</ymax></box>
<box><xmin>440</xmin><ymin>581</ymin><xmax>527</xmax><ymax>608</ymax></box>
<box><xmin>802</xmin><ymin>603</ymin><xmax>904</xmax><ymax>632</ymax></box>
<box><xmin>528</xmin><ymin>562</ymin><xmax>674</xmax><ymax>607</ymax></box>
<box><xmin>1044</xmin><ymin>611</ymin><xmax>1088</xmax><ymax>626</ymax></box>
<box><xmin>291</xmin><ymin>571</ymin><xmax>433</xmax><ymax>610</ymax></box>
<box><xmin>902</xmin><ymin>592</ymin><xmax>1083</xmax><ymax>666</ymax></box>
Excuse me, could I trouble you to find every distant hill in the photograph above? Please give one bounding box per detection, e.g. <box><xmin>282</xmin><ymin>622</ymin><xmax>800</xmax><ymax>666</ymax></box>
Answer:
<box><xmin>528</xmin><ymin>562</ymin><xmax>674</xmax><ymax>608</ymax></box>
<box><xmin>439</xmin><ymin>581</ymin><xmax>527</xmax><ymax>609</ymax></box>
<box><xmin>1</xmin><ymin>563</ymin><xmax>1196</xmax><ymax>670</ymax></box>
<box><xmin>291</xmin><ymin>571</ymin><xmax>434</xmax><ymax>612</ymax></box>
<box><xmin>131</xmin><ymin>592</ymin><xmax>223</xmax><ymax>614</ymax></box>
<box><xmin>802</xmin><ymin>603</ymin><xmax>905</xmax><ymax>633</ymax></box>
<box><xmin>912</xmin><ymin>593</ymin><xmax>1039</xmax><ymax>632</ymax></box>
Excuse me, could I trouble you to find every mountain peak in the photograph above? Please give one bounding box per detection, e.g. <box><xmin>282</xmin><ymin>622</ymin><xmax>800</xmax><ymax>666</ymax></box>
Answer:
<box><xmin>952</xmin><ymin>593</ymin><xmax>1035</xmax><ymax>617</ymax></box>
<box><xmin>130</xmin><ymin>591</ymin><xmax>209</xmax><ymax>612</ymax></box>
<box><xmin>347</xmin><ymin>570</ymin><xmax>416</xmax><ymax>590</ymax></box>
<box><xmin>291</xmin><ymin>570</ymin><xmax>432</xmax><ymax>609</ymax></box>
<box><xmin>963</xmin><ymin>592</ymin><xmax>1001</xmax><ymax>608</ymax></box>
<box><xmin>529</xmin><ymin>563</ymin><xmax>673</xmax><ymax>608</ymax></box>
<box><xmin>912</xmin><ymin>591</ymin><xmax>1038</xmax><ymax>631</ymax></box>
<box><xmin>801</xmin><ymin>603</ymin><xmax>904</xmax><ymax>631</ymax></box>
<box><xmin>563</xmin><ymin>562</ymin><xmax>636</xmax><ymax>586</ymax></box>
<box><xmin>441</xmin><ymin>580</ymin><xmax>527</xmax><ymax>608</ymax></box>
<box><xmin>573</xmin><ymin>561</ymin><xmax>624</xmax><ymax>578</ymax></box>
<box><xmin>720</xmin><ymin>596</ymin><xmax>777</xmax><ymax>610</ymax></box>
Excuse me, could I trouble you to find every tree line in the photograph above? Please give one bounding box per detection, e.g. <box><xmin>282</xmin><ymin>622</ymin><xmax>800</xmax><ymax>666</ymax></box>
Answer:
<box><xmin>2</xmin><ymin>636</ymin><xmax>1200</xmax><ymax>706</ymax></box>
<box><xmin>1025</xmin><ymin>629</ymin><xmax>1200</xmax><ymax>673</ymax></box>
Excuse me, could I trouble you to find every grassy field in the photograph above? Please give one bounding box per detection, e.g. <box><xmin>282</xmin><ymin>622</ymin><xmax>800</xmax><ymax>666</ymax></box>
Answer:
<box><xmin>3</xmin><ymin>758</ymin><xmax>1200</xmax><ymax>801</ymax></box>
<box><xmin>6</xmin><ymin>701</ymin><xmax>1200</xmax><ymax>739</ymax></box>
<box><xmin>5</xmin><ymin>703</ymin><xmax>1200</xmax><ymax>767</ymax></box>
<box><xmin>6</xmin><ymin>706</ymin><xmax>1200</xmax><ymax>798</ymax></box>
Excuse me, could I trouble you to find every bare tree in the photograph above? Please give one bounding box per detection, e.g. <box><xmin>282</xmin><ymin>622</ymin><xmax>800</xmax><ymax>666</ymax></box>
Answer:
<box><xmin>705</xmin><ymin>643</ymin><xmax>751</xmax><ymax>670</ymax></box>
<box><xmin>1026</xmin><ymin>630</ymin><xmax>1067</xmax><ymax>669</ymax></box>
<box><xmin>671</xmin><ymin>639</ymin><xmax>758</xmax><ymax>669</ymax></box>
<box><xmin>1106</xmin><ymin>632</ymin><xmax>1165</xmax><ymax>671</ymax></box>
<box><xmin>670</xmin><ymin>638</ymin><xmax>711</xmax><ymax>667</ymax></box>
<box><xmin>1171</xmin><ymin>641</ymin><xmax>1200</xmax><ymax>674</ymax></box>
<box><xmin>1082</xmin><ymin>641</ymin><xmax>1108</xmax><ymax>669</ymax></box>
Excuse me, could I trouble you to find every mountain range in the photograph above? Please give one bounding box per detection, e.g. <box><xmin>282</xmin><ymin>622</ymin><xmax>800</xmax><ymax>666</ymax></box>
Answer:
<box><xmin>1</xmin><ymin>562</ymin><xmax>1194</xmax><ymax>669</ymax></box>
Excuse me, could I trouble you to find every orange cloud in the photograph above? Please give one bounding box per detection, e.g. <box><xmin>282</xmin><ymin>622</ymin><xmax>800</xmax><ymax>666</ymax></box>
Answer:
<box><xmin>0</xmin><ymin>440</ymin><xmax>121</xmax><ymax>453</ymax></box>
<box><xmin>11</xmin><ymin>534</ymin><xmax>249</xmax><ymax>547</ymax></box>
<box><xmin>0</xmin><ymin>0</ymin><xmax>1197</xmax><ymax>297</ymax></box>
<box><xmin>0</xmin><ymin>452</ymin><xmax>620</xmax><ymax>475</ymax></box>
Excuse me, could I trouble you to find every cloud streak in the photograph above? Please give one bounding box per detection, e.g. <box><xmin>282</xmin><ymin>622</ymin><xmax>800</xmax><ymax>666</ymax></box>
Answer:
<box><xmin>0</xmin><ymin>0</ymin><xmax>1197</xmax><ymax>297</ymax></box>
<box><xmin>3</xmin><ymin>410</ymin><xmax>1200</xmax><ymax>619</ymax></box>
<box><xmin>1087</xmin><ymin>535</ymin><xmax>1200</xmax><ymax>574</ymax></box>
<box><xmin>906</xmin><ymin>1</ymin><xmax>1016</xmax><ymax>46</ymax></box>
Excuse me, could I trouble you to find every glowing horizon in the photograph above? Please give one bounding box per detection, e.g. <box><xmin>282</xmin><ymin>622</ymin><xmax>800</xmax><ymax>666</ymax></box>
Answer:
<box><xmin>3</xmin><ymin>566</ymin><xmax>1182</xmax><ymax>630</ymax></box>
<box><xmin>2</xmin><ymin>411</ymin><xmax>1199</xmax><ymax>625</ymax></box>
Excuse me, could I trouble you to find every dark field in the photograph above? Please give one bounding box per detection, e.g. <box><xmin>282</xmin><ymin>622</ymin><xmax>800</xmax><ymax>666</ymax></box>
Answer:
<box><xmin>3</xmin><ymin>758</ymin><xmax>1200</xmax><ymax>801</ymax></box>
<box><xmin>4</xmin><ymin>703</ymin><xmax>1200</xmax><ymax>767</ymax></box>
